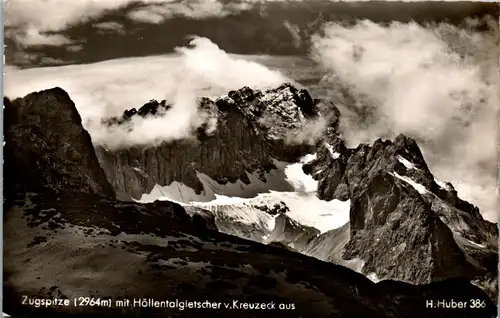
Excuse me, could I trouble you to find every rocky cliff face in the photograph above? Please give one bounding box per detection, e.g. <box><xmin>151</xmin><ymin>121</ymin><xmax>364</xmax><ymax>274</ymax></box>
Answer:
<box><xmin>304</xmin><ymin>131</ymin><xmax>498</xmax><ymax>299</ymax></box>
<box><xmin>95</xmin><ymin>83</ymin><xmax>339</xmax><ymax>201</ymax></box>
<box><xmin>4</xmin><ymin>90</ymin><xmax>115</xmax><ymax>200</ymax></box>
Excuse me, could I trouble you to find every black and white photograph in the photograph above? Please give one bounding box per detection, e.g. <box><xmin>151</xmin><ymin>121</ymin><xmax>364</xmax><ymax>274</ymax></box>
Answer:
<box><xmin>3</xmin><ymin>0</ymin><xmax>499</xmax><ymax>317</ymax></box>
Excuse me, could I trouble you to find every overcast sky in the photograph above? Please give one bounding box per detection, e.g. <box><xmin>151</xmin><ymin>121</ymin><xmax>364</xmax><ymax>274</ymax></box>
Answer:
<box><xmin>4</xmin><ymin>0</ymin><xmax>498</xmax><ymax>68</ymax></box>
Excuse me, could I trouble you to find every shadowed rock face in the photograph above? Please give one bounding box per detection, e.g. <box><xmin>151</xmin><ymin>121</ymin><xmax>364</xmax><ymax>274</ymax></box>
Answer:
<box><xmin>3</xmin><ymin>86</ymin><xmax>497</xmax><ymax>318</ymax></box>
<box><xmin>266</xmin><ymin>213</ymin><xmax>320</xmax><ymax>251</ymax></box>
<box><xmin>4</xmin><ymin>90</ymin><xmax>116</xmax><ymax>201</ymax></box>
<box><xmin>94</xmin><ymin>83</ymin><xmax>338</xmax><ymax>201</ymax></box>
<box><xmin>304</xmin><ymin>132</ymin><xmax>498</xmax><ymax>300</ymax></box>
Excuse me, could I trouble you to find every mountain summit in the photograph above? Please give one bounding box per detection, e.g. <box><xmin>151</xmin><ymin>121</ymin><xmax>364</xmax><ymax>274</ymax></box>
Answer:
<box><xmin>4</xmin><ymin>89</ymin><xmax>115</xmax><ymax>200</ymax></box>
<box><xmin>304</xmin><ymin>132</ymin><xmax>498</xmax><ymax>300</ymax></box>
<box><xmin>95</xmin><ymin>83</ymin><xmax>339</xmax><ymax>201</ymax></box>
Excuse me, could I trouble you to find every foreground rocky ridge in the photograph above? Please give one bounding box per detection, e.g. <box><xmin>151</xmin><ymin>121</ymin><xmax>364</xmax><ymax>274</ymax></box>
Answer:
<box><xmin>5</xmin><ymin>193</ymin><xmax>496</xmax><ymax>318</ymax></box>
<box><xmin>3</xmin><ymin>87</ymin><xmax>497</xmax><ymax>317</ymax></box>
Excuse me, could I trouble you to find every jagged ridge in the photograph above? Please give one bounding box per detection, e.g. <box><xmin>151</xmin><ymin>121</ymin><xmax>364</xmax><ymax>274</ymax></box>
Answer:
<box><xmin>95</xmin><ymin>83</ymin><xmax>338</xmax><ymax>201</ymax></box>
<box><xmin>303</xmin><ymin>131</ymin><xmax>498</xmax><ymax>300</ymax></box>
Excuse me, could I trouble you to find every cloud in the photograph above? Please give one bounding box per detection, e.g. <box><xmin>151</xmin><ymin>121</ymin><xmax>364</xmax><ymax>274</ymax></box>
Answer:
<box><xmin>8</xmin><ymin>51</ymin><xmax>74</xmax><ymax>67</ymax></box>
<box><xmin>4</xmin><ymin>0</ymin><xmax>252</xmax><ymax>47</ymax></box>
<box><xmin>3</xmin><ymin>65</ymin><xmax>21</xmax><ymax>75</ymax></box>
<box><xmin>93</xmin><ymin>21</ymin><xmax>126</xmax><ymax>35</ymax></box>
<box><xmin>4</xmin><ymin>0</ymin><xmax>165</xmax><ymax>47</ymax></box>
<box><xmin>310</xmin><ymin>19</ymin><xmax>499</xmax><ymax>221</ymax></box>
<box><xmin>5</xmin><ymin>37</ymin><xmax>288</xmax><ymax>149</ymax></box>
<box><xmin>6</xmin><ymin>27</ymin><xmax>73</xmax><ymax>47</ymax></box>
<box><xmin>286</xmin><ymin>116</ymin><xmax>330</xmax><ymax>145</ymax></box>
<box><xmin>38</xmin><ymin>56</ymin><xmax>73</xmax><ymax>66</ymax></box>
<box><xmin>10</xmin><ymin>52</ymin><xmax>40</xmax><ymax>66</ymax></box>
<box><xmin>283</xmin><ymin>21</ymin><xmax>302</xmax><ymax>48</ymax></box>
<box><xmin>126</xmin><ymin>1</ymin><xmax>252</xmax><ymax>24</ymax></box>
<box><xmin>5</xmin><ymin>0</ymin><xmax>492</xmax><ymax>47</ymax></box>
<box><xmin>127</xmin><ymin>9</ymin><xmax>166</xmax><ymax>24</ymax></box>
<box><xmin>66</xmin><ymin>44</ymin><xmax>85</xmax><ymax>52</ymax></box>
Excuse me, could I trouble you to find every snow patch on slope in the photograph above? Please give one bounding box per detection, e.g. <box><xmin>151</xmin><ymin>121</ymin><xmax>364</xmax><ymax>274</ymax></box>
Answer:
<box><xmin>138</xmin><ymin>153</ymin><xmax>350</xmax><ymax>234</ymax></box>
<box><xmin>344</xmin><ymin>258</ymin><xmax>365</xmax><ymax>273</ymax></box>
<box><xmin>191</xmin><ymin>191</ymin><xmax>349</xmax><ymax>234</ymax></box>
<box><xmin>302</xmin><ymin>153</ymin><xmax>317</xmax><ymax>164</ymax></box>
<box><xmin>397</xmin><ymin>155</ymin><xmax>416</xmax><ymax>169</ymax></box>
<box><xmin>194</xmin><ymin>197</ymin><xmax>278</xmax><ymax>232</ymax></box>
<box><xmin>367</xmin><ymin>272</ymin><xmax>381</xmax><ymax>283</ymax></box>
<box><xmin>325</xmin><ymin>143</ymin><xmax>340</xmax><ymax>159</ymax></box>
<box><xmin>273</xmin><ymin>192</ymin><xmax>349</xmax><ymax>233</ymax></box>
<box><xmin>434</xmin><ymin>177</ymin><xmax>452</xmax><ymax>191</ymax></box>
<box><xmin>464</xmin><ymin>238</ymin><xmax>486</xmax><ymax>249</ymax></box>
<box><xmin>138</xmin><ymin>160</ymin><xmax>292</xmax><ymax>203</ymax></box>
<box><xmin>449</xmin><ymin>228</ymin><xmax>487</xmax><ymax>250</ymax></box>
<box><xmin>392</xmin><ymin>172</ymin><xmax>429</xmax><ymax>195</ymax></box>
<box><xmin>139</xmin><ymin>181</ymin><xmax>211</xmax><ymax>203</ymax></box>
<box><xmin>270</xmin><ymin>153</ymin><xmax>350</xmax><ymax>233</ymax></box>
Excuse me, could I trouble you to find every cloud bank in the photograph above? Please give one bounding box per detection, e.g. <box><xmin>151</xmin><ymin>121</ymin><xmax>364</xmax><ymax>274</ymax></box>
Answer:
<box><xmin>126</xmin><ymin>1</ymin><xmax>252</xmax><ymax>24</ymax></box>
<box><xmin>310</xmin><ymin>19</ymin><xmax>499</xmax><ymax>221</ymax></box>
<box><xmin>6</xmin><ymin>0</ymin><xmax>493</xmax><ymax>48</ymax></box>
<box><xmin>5</xmin><ymin>0</ymin><xmax>131</xmax><ymax>47</ymax></box>
<box><xmin>4</xmin><ymin>0</ymin><xmax>252</xmax><ymax>47</ymax></box>
<box><xmin>5</xmin><ymin>37</ymin><xmax>288</xmax><ymax>148</ymax></box>
<box><xmin>93</xmin><ymin>21</ymin><xmax>127</xmax><ymax>35</ymax></box>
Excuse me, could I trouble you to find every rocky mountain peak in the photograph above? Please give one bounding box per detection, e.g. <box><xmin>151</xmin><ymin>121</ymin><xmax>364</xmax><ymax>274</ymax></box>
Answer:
<box><xmin>305</xmin><ymin>130</ymin><xmax>498</xmax><ymax>299</ymax></box>
<box><xmin>103</xmin><ymin>83</ymin><xmax>330</xmax><ymax>145</ymax></box>
<box><xmin>211</xmin><ymin>82</ymin><xmax>325</xmax><ymax>141</ymax></box>
<box><xmin>309</xmin><ymin>132</ymin><xmax>471</xmax><ymax>210</ymax></box>
<box><xmin>95</xmin><ymin>83</ymin><xmax>330</xmax><ymax>201</ymax></box>
<box><xmin>104</xmin><ymin>99</ymin><xmax>172</xmax><ymax>126</ymax></box>
<box><xmin>216</xmin><ymin>82</ymin><xmax>318</xmax><ymax>116</ymax></box>
<box><xmin>4</xmin><ymin>88</ymin><xmax>116</xmax><ymax>201</ymax></box>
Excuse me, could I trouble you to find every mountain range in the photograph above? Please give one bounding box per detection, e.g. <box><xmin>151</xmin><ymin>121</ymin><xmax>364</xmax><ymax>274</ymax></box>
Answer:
<box><xmin>3</xmin><ymin>83</ymin><xmax>497</xmax><ymax>317</ymax></box>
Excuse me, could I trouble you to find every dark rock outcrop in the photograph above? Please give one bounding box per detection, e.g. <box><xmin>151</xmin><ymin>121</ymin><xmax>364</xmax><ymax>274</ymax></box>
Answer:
<box><xmin>255</xmin><ymin>201</ymin><xmax>290</xmax><ymax>216</ymax></box>
<box><xmin>4</xmin><ymin>89</ymin><xmax>115</xmax><ymax>200</ymax></box>
<box><xmin>103</xmin><ymin>99</ymin><xmax>172</xmax><ymax>126</ymax></box>
<box><xmin>305</xmin><ymin>132</ymin><xmax>499</xmax><ymax>300</ymax></box>
<box><xmin>95</xmin><ymin>83</ymin><xmax>337</xmax><ymax>201</ymax></box>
